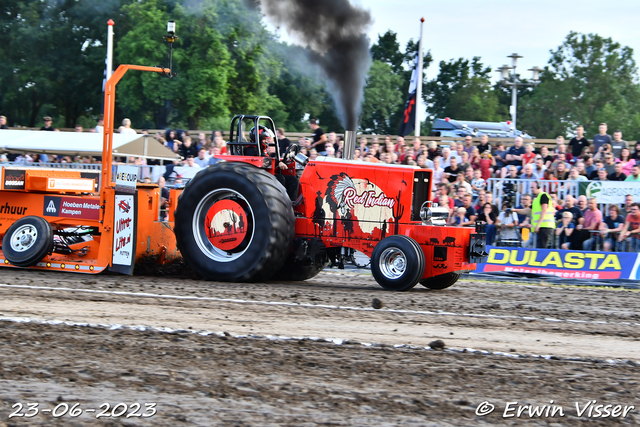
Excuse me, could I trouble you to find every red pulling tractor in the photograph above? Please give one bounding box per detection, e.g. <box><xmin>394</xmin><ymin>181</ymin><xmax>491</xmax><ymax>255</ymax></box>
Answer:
<box><xmin>173</xmin><ymin>115</ymin><xmax>487</xmax><ymax>291</ymax></box>
<box><xmin>0</xmin><ymin>23</ymin><xmax>486</xmax><ymax>291</ymax></box>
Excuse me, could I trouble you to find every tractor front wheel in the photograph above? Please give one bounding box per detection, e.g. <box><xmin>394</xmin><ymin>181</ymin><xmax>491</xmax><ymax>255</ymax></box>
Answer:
<box><xmin>371</xmin><ymin>235</ymin><xmax>425</xmax><ymax>291</ymax></box>
<box><xmin>174</xmin><ymin>162</ymin><xmax>295</xmax><ymax>282</ymax></box>
<box><xmin>2</xmin><ymin>216</ymin><xmax>54</xmax><ymax>267</ymax></box>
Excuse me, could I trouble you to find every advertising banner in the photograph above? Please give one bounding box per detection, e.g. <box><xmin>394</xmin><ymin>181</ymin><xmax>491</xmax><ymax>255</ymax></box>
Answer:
<box><xmin>2</xmin><ymin>169</ymin><xmax>25</xmax><ymax>190</ymax></box>
<box><xmin>43</xmin><ymin>196</ymin><xmax>101</xmax><ymax>220</ymax></box>
<box><xmin>112</xmin><ymin>194</ymin><xmax>135</xmax><ymax>271</ymax></box>
<box><xmin>46</xmin><ymin>177</ymin><xmax>94</xmax><ymax>192</ymax></box>
<box><xmin>580</xmin><ymin>181</ymin><xmax>640</xmax><ymax>204</ymax></box>
<box><xmin>475</xmin><ymin>246</ymin><xmax>640</xmax><ymax>280</ymax></box>
<box><xmin>115</xmin><ymin>165</ymin><xmax>138</xmax><ymax>194</ymax></box>
<box><xmin>110</xmin><ymin>165</ymin><xmax>138</xmax><ymax>274</ymax></box>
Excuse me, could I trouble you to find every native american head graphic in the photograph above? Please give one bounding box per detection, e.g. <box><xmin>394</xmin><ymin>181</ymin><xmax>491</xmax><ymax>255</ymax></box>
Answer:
<box><xmin>326</xmin><ymin>172</ymin><xmax>355</xmax><ymax>216</ymax></box>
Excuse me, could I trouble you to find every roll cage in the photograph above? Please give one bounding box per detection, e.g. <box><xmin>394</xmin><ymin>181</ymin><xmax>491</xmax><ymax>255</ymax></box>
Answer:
<box><xmin>227</xmin><ymin>115</ymin><xmax>280</xmax><ymax>158</ymax></box>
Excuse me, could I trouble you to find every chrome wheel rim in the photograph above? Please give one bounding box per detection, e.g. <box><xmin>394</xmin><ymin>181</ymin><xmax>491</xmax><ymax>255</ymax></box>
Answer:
<box><xmin>193</xmin><ymin>188</ymin><xmax>255</xmax><ymax>263</ymax></box>
<box><xmin>379</xmin><ymin>248</ymin><xmax>406</xmax><ymax>279</ymax></box>
<box><xmin>10</xmin><ymin>224</ymin><xmax>38</xmax><ymax>252</ymax></box>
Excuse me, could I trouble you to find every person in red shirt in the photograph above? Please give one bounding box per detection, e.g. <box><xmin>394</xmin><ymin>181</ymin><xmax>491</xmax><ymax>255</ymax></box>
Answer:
<box><xmin>521</xmin><ymin>143</ymin><xmax>536</xmax><ymax>166</ymax></box>
<box><xmin>397</xmin><ymin>145</ymin><xmax>409</xmax><ymax>163</ymax></box>
<box><xmin>470</xmin><ymin>147</ymin><xmax>482</xmax><ymax>170</ymax></box>
<box><xmin>580</xmin><ymin>198</ymin><xmax>603</xmax><ymax>251</ymax></box>
<box><xmin>478</xmin><ymin>150</ymin><xmax>495</xmax><ymax>180</ymax></box>
<box><xmin>618</xmin><ymin>203</ymin><xmax>640</xmax><ymax>252</ymax></box>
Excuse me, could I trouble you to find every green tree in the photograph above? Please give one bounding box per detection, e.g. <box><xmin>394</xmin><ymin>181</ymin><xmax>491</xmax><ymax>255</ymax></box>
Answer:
<box><xmin>424</xmin><ymin>56</ymin><xmax>506</xmax><ymax>122</ymax></box>
<box><xmin>447</xmin><ymin>76</ymin><xmax>505</xmax><ymax>122</ymax></box>
<box><xmin>371</xmin><ymin>30</ymin><xmax>404</xmax><ymax>74</ymax></box>
<box><xmin>170</xmin><ymin>3</ymin><xmax>234</xmax><ymax>129</ymax></box>
<box><xmin>518</xmin><ymin>32</ymin><xmax>640</xmax><ymax>139</ymax></box>
<box><xmin>0</xmin><ymin>0</ymin><xmax>115</xmax><ymax>127</ymax></box>
<box><xmin>360</xmin><ymin>60</ymin><xmax>403</xmax><ymax>134</ymax></box>
<box><xmin>266</xmin><ymin>42</ymin><xmax>331</xmax><ymax>131</ymax></box>
<box><xmin>115</xmin><ymin>0</ymin><xmax>234</xmax><ymax>129</ymax></box>
<box><xmin>214</xmin><ymin>0</ymin><xmax>283</xmax><ymax>117</ymax></box>
<box><xmin>0</xmin><ymin>0</ymin><xmax>52</xmax><ymax>127</ymax></box>
<box><xmin>315</xmin><ymin>90</ymin><xmax>344</xmax><ymax>133</ymax></box>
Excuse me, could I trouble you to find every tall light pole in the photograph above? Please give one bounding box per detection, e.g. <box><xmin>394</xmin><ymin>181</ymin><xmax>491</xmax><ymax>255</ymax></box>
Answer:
<box><xmin>497</xmin><ymin>53</ymin><xmax>542</xmax><ymax>132</ymax></box>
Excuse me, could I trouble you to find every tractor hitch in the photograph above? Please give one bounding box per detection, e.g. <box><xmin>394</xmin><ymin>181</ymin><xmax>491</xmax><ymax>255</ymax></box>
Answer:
<box><xmin>469</xmin><ymin>221</ymin><xmax>488</xmax><ymax>264</ymax></box>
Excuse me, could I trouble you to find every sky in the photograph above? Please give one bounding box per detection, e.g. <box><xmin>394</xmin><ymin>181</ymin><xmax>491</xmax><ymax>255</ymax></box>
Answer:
<box><xmin>264</xmin><ymin>0</ymin><xmax>640</xmax><ymax>122</ymax></box>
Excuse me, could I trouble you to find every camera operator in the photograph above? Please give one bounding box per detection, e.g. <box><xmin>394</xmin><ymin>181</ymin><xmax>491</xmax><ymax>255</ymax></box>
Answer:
<box><xmin>501</xmin><ymin>165</ymin><xmax>519</xmax><ymax>209</ymax></box>
<box><xmin>594</xmin><ymin>142</ymin><xmax>613</xmax><ymax>162</ymax></box>
<box><xmin>496</xmin><ymin>203</ymin><xmax>520</xmax><ymax>246</ymax></box>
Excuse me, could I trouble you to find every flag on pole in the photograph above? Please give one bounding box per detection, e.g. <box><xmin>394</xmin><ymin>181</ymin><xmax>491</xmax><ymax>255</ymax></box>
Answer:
<box><xmin>399</xmin><ymin>53</ymin><xmax>419</xmax><ymax>137</ymax></box>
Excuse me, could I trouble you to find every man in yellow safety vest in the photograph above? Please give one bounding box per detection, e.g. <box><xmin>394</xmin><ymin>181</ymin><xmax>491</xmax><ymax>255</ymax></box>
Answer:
<box><xmin>514</xmin><ymin>181</ymin><xmax>555</xmax><ymax>248</ymax></box>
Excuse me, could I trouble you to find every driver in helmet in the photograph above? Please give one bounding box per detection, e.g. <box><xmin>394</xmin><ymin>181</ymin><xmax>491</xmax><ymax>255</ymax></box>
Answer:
<box><xmin>248</xmin><ymin>125</ymin><xmax>300</xmax><ymax>202</ymax></box>
<box><xmin>246</xmin><ymin>125</ymin><xmax>274</xmax><ymax>157</ymax></box>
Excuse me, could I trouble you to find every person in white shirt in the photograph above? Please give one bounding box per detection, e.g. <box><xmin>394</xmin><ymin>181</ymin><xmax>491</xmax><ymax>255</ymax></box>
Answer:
<box><xmin>440</xmin><ymin>148</ymin><xmax>453</xmax><ymax>168</ymax></box>
<box><xmin>94</xmin><ymin>116</ymin><xmax>104</xmax><ymax>133</ymax></box>
<box><xmin>119</xmin><ymin>118</ymin><xmax>137</xmax><ymax>135</ymax></box>
<box><xmin>194</xmin><ymin>147</ymin><xmax>210</xmax><ymax>168</ymax></box>
<box><xmin>533</xmin><ymin>156</ymin><xmax>547</xmax><ymax>177</ymax></box>
<box><xmin>431</xmin><ymin>157</ymin><xmax>444</xmax><ymax>190</ymax></box>
<box><xmin>564</xmin><ymin>167</ymin><xmax>589</xmax><ymax>195</ymax></box>
<box><xmin>567</xmin><ymin>167</ymin><xmax>588</xmax><ymax>182</ymax></box>
<box><xmin>174</xmin><ymin>155</ymin><xmax>202</xmax><ymax>179</ymax></box>
<box><xmin>519</xmin><ymin>163</ymin><xmax>539</xmax><ymax>194</ymax></box>
<box><xmin>449</xmin><ymin>146</ymin><xmax>462</xmax><ymax>164</ymax></box>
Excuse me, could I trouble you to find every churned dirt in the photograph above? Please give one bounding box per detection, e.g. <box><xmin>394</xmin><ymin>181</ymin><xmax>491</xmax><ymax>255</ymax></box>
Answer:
<box><xmin>0</xmin><ymin>267</ymin><xmax>638</xmax><ymax>426</ymax></box>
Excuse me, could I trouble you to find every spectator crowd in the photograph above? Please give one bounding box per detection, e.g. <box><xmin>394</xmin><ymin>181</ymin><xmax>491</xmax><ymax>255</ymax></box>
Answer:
<box><xmin>280</xmin><ymin>122</ymin><xmax>640</xmax><ymax>252</ymax></box>
<box><xmin>2</xmin><ymin>116</ymin><xmax>640</xmax><ymax>252</ymax></box>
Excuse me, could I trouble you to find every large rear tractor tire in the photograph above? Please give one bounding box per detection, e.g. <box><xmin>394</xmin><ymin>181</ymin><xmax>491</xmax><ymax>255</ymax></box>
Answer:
<box><xmin>174</xmin><ymin>162</ymin><xmax>295</xmax><ymax>282</ymax></box>
<box><xmin>2</xmin><ymin>216</ymin><xmax>54</xmax><ymax>267</ymax></box>
<box><xmin>420</xmin><ymin>272</ymin><xmax>461</xmax><ymax>290</ymax></box>
<box><xmin>371</xmin><ymin>235</ymin><xmax>425</xmax><ymax>291</ymax></box>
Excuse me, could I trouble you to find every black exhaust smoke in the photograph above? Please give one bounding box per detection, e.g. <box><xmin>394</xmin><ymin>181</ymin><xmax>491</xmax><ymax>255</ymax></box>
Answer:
<box><xmin>257</xmin><ymin>0</ymin><xmax>372</xmax><ymax>130</ymax></box>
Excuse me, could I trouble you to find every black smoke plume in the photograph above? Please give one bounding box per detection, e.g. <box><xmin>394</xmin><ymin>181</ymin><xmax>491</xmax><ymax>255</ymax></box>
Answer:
<box><xmin>257</xmin><ymin>0</ymin><xmax>372</xmax><ymax>130</ymax></box>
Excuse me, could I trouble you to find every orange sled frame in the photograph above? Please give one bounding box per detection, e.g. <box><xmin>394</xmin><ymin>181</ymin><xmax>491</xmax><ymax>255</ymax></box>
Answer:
<box><xmin>0</xmin><ymin>65</ymin><xmax>181</xmax><ymax>274</ymax></box>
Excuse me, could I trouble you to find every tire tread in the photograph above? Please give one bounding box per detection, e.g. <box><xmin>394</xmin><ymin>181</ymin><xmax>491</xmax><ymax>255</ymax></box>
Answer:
<box><xmin>174</xmin><ymin>162</ymin><xmax>294</xmax><ymax>282</ymax></box>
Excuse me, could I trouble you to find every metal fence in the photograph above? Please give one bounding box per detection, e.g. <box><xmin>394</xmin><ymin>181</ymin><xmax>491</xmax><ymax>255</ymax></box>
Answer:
<box><xmin>486</xmin><ymin>178</ymin><xmax>640</xmax><ymax>252</ymax></box>
<box><xmin>486</xmin><ymin>178</ymin><xmax>640</xmax><ymax>214</ymax></box>
<box><xmin>2</xmin><ymin>161</ymin><xmax>101</xmax><ymax>169</ymax></box>
<box><xmin>488</xmin><ymin>178</ymin><xmax>576</xmax><ymax>207</ymax></box>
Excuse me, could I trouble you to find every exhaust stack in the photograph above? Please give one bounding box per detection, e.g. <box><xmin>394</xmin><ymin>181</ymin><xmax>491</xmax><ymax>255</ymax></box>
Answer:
<box><xmin>343</xmin><ymin>130</ymin><xmax>357</xmax><ymax>160</ymax></box>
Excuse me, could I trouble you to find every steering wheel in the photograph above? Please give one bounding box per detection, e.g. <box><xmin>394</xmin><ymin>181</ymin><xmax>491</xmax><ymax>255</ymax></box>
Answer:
<box><xmin>282</xmin><ymin>143</ymin><xmax>300</xmax><ymax>163</ymax></box>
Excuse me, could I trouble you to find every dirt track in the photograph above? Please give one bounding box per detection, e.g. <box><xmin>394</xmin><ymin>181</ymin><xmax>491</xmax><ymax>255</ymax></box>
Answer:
<box><xmin>0</xmin><ymin>267</ymin><xmax>638</xmax><ymax>426</ymax></box>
